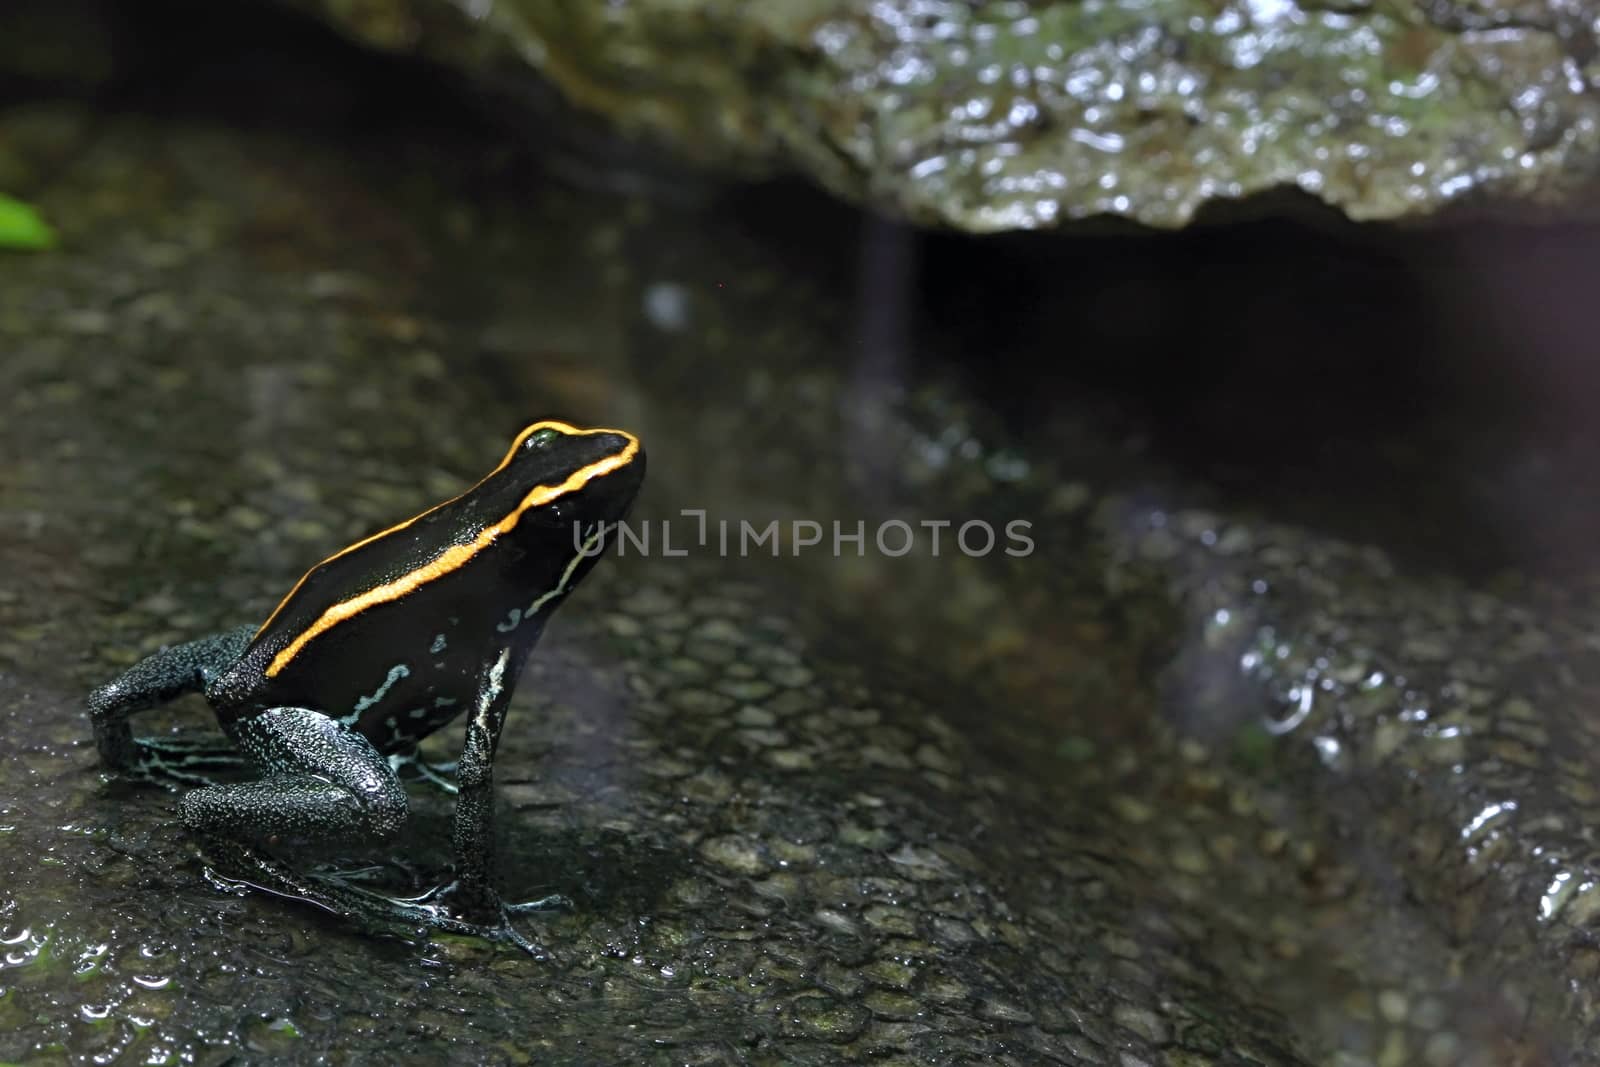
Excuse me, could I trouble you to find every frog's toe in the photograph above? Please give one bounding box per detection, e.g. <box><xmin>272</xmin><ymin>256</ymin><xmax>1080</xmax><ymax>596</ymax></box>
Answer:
<box><xmin>128</xmin><ymin>754</ymin><xmax>218</xmax><ymax>789</ymax></box>
<box><xmin>195</xmin><ymin>836</ymin><xmax>562</xmax><ymax>957</ymax></box>
<box><xmin>127</xmin><ymin>735</ymin><xmax>248</xmax><ymax>788</ymax></box>
<box><xmin>404</xmin><ymin>881</ymin><xmax>562</xmax><ymax>958</ymax></box>
<box><xmin>483</xmin><ymin>915</ymin><xmax>553</xmax><ymax>959</ymax></box>
<box><xmin>129</xmin><ymin>765</ymin><xmax>209</xmax><ymax>790</ymax></box>
<box><xmin>386</xmin><ymin>751</ymin><xmax>460</xmax><ymax>795</ymax></box>
<box><xmin>397</xmin><ymin>896</ymin><xmax>554</xmax><ymax>958</ymax></box>
<box><xmin>504</xmin><ymin>892</ymin><xmax>572</xmax><ymax>914</ymax></box>
<box><xmin>314</xmin><ymin>856</ymin><xmax>429</xmax><ymax>888</ymax></box>
<box><xmin>435</xmin><ymin>906</ymin><xmax>558</xmax><ymax>960</ymax></box>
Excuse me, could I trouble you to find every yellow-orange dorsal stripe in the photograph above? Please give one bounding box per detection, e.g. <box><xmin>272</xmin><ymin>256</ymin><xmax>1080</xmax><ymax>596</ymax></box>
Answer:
<box><xmin>254</xmin><ymin>421</ymin><xmax>588</xmax><ymax>639</ymax></box>
<box><xmin>261</xmin><ymin>424</ymin><xmax>637</xmax><ymax>678</ymax></box>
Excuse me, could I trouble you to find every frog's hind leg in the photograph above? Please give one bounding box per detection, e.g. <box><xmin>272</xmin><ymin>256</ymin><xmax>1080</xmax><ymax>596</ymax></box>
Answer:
<box><xmin>179</xmin><ymin>707</ymin><xmax>423</xmax><ymax>926</ymax></box>
<box><xmin>180</xmin><ymin>706</ymin><xmax>408</xmax><ymax>847</ymax></box>
<box><xmin>87</xmin><ymin>625</ymin><xmax>255</xmax><ymax>782</ymax></box>
<box><xmin>186</xmin><ymin>705</ymin><xmax>555</xmax><ymax>955</ymax></box>
<box><xmin>429</xmin><ymin>649</ymin><xmax>571</xmax><ymax>932</ymax></box>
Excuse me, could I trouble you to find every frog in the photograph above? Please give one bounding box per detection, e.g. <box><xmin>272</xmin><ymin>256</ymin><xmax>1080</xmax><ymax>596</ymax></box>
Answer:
<box><xmin>86</xmin><ymin>419</ymin><xmax>645</xmax><ymax>954</ymax></box>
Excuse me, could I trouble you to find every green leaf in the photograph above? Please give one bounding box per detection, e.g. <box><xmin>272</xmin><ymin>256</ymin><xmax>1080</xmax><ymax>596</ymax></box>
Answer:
<box><xmin>1054</xmin><ymin>735</ymin><xmax>1096</xmax><ymax>762</ymax></box>
<box><xmin>0</xmin><ymin>193</ymin><xmax>57</xmax><ymax>250</ymax></box>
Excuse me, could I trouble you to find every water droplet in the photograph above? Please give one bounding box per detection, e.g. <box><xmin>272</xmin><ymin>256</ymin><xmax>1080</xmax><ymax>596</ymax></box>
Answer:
<box><xmin>1541</xmin><ymin>870</ymin><xmax>1574</xmax><ymax>920</ymax></box>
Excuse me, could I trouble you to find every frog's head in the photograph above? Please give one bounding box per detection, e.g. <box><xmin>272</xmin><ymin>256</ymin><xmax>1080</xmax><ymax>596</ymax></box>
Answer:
<box><xmin>498</xmin><ymin>419</ymin><xmax>645</xmax><ymax>590</ymax></box>
<box><xmin>504</xmin><ymin>419</ymin><xmax>643</xmax><ymax>517</ymax></box>
<box><xmin>250</xmin><ymin>419</ymin><xmax>644</xmax><ymax>678</ymax></box>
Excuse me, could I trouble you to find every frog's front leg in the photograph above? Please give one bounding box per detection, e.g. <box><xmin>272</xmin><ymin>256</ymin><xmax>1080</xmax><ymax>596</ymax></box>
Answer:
<box><xmin>87</xmin><ymin>625</ymin><xmax>255</xmax><ymax>778</ymax></box>
<box><xmin>446</xmin><ymin>648</ymin><xmax>517</xmax><ymax>915</ymax></box>
<box><xmin>436</xmin><ymin>648</ymin><xmax>568</xmax><ymax>928</ymax></box>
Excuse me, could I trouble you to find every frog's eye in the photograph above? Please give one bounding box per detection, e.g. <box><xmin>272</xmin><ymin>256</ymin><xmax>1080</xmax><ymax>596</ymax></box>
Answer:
<box><xmin>524</xmin><ymin>428</ymin><xmax>561</xmax><ymax>450</ymax></box>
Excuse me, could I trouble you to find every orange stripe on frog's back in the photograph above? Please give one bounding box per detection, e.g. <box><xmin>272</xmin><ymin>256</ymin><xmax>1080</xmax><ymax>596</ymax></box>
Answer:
<box><xmin>258</xmin><ymin>423</ymin><xmax>639</xmax><ymax>678</ymax></box>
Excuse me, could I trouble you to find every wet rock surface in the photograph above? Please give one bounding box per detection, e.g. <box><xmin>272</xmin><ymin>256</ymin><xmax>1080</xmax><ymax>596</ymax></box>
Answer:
<box><xmin>0</xmin><ymin>119</ymin><xmax>1312</xmax><ymax>1064</ymax></box>
<box><xmin>3</xmin><ymin>34</ymin><xmax>1600</xmax><ymax>1067</ymax></box>
<box><xmin>269</xmin><ymin>0</ymin><xmax>1600</xmax><ymax>230</ymax></box>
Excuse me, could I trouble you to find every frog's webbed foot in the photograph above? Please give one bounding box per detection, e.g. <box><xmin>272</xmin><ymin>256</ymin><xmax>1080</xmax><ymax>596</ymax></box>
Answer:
<box><xmin>418</xmin><ymin>901</ymin><xmax>551</xmax><ymax>958</ymax></box>
<box><xmin>398</xmin><ymin>881</ymin><xmax>570</xmax><ymax>914</ymax></box>
<box><xmin>126</xmin><ymin>735</ymin><xmax>250</xmax><ymax>789</ymax></box>
<box><xmin>197</xmin><ymin>836</ymin><xmax>440</xmax><ymax>945</ymax></box>
<box><xmin>402</xmin><ymin>880</ymin><xmax>567</xmax><ymax>957</ymax></box>
<box><xmin>194</xmin><ymin>810</ymin><xmax>564</xmax><ymax>958</ymax></box>
<box><xmin>203</xmin><ymin>841</ymin><xmax>562</xmax><ymax>957</ymax></box>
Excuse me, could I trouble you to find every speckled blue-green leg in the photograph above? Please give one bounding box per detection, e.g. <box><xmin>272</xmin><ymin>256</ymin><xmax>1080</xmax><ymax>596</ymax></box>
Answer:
<box><xmin>87</xmin><ymin>625</ymin><xmax>255</xmax><ymax>781</ymax></box>
<box><xmin>191</xmin><ymin>698</ymin><xmax>556</xmax><ymax>956</ymax></box>
<box><xmin>179</xmin><ymin>707</ymin><xmax>426</xmax><ymax>934</ymax></box>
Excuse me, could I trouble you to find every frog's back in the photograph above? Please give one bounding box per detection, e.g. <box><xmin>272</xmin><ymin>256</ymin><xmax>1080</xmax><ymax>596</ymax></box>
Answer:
<box><xmin>211</xmin><ymin>473</ymin><xmax>536</xmax><ymax>730</ymax></box>
<box><xmin>204</xmin><ymin>420</ymin><xmax>643</xmax><ymax>742</ymax></box>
